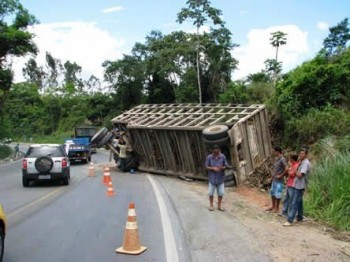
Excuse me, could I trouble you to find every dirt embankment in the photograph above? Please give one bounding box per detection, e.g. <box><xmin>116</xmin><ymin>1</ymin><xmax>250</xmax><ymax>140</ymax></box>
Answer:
<box><xmin>234</xmin><ymin>186</ymin><xmax>350</xmax><ymax>261</ymax></box>
<box><xmin>180</xmin><ymin>179</ymin><xmax>350</xmax><ymax>262</ymax></box>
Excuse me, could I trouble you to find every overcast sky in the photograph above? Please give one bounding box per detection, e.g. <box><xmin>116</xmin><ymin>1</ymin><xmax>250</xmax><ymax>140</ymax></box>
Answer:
<box><xmin>12</xmin><ymin>0</ymin><xmax>350</xmax><ymax>83</ymax></box>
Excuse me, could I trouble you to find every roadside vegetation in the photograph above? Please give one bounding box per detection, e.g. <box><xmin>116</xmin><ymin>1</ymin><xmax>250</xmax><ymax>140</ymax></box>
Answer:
<box><xmin>0</xmin><ymin>145</ymin><xmax>12</xmax><ymax>160</ymax></box>
<box><xmin>0</xmin><ymin>0</ymin><xmax>349</xmax><ymax>230</ymax></box>
<box><xmin>304</xmin><ymin>152</ymin><xmax>350</xmax><ymax>230</ymax></box>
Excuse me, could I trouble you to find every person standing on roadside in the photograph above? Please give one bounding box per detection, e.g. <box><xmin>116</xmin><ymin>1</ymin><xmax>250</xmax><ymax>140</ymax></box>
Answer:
<box><xmin>280</xmin><ymin>152</ymin><xmax>299</xmax><ymax>217</ymax></box>
<box><xmin>117</xmin><ymin>138</ymin><xmax>127</xmax><ymax>172</ymax></box>
<box><xmin>284</xmin><ymin>148</ymin><xmax>311</xmax><ymax>226</ymax></box>
<box><xmin>14</xmin><ymin>143</ymin><xmax>19</xmax><ymax>158</ymax></box>
<box><xmin>266</xmin><ymin>146</ymin><xmax>288</xmax><ymax>213</ymax></box>
<box><xmin>206</xmin><ymin>145</ymin><xmax>229</xmax><ymax>212</ymax></box>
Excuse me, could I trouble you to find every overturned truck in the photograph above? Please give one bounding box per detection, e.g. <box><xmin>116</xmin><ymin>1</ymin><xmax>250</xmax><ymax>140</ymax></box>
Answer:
<box><xmin>100</xmin><ymin>103</ymin><xmax>272</xmax><ymax>186</ymax></box>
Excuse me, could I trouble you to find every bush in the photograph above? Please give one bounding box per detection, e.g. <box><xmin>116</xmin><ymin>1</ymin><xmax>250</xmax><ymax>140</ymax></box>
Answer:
<box><xmin>0</xmin><ymin>144</ymin><xmax>12</xmax><ymax>160</ymax></box>
<box><xmin>304</xmin><ymin>152</ymin><xmax>350</xmax><ymax>230</ymax></box>
<box><xmin>285</xmin><ymin>106</ymin><xmax>350</xmax><ymax>146</ymax></box>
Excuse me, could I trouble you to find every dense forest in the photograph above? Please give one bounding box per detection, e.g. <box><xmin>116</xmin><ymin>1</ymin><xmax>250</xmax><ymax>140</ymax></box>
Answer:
<box><xmin>1</xmin><ymin>0</ymin><xmax>350</xmax><ymax>229</ymax></box>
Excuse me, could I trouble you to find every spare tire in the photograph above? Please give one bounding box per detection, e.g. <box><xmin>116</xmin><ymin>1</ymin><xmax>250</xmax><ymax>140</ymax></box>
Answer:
<box><xmin>91</xmin><ymin>127</ymin><xmax>108</xmax><ymax>144</ymax></box>
<box><xmin>35</xmin><ymin>156</ymin><xmax>54</xmax><ymax>173</ymax></box>
<box><xmin>202</xmin><ymin>125</ymin><xmax>229</xmax><ymax>140</ymax></box>
<box><xmin>97</xmin><ymin>132</ymin><xmax>114</xmax><ymax>148</ymax></box>
<box><xmin>203</xmin><ymin>136</ymin><xmax>230</xmax><ymax>147</ymax></box>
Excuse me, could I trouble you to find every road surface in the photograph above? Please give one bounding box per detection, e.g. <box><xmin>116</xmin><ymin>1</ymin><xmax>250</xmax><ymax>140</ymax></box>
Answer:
<box><xmin>0</xmin><ymin>147</ymin><xmax>270</xmax><ymax>262</ymax></box>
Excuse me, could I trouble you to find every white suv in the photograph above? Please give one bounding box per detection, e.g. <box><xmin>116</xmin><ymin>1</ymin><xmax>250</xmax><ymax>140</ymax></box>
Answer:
<box><xmin>22</xmin><ymin>144</ymin><xmax>71</xmax><ymax>187</ymax></box>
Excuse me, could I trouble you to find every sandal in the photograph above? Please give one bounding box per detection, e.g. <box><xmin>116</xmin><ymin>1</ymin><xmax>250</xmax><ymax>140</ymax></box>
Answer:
<box><xmin>218</xmin><ymin>207</ymin><xmax>225</xmax><ymax>212</ymax></box>
<box><xmin>208</xmin><ymin>206</ymin><xmax>214</xmax><ymax>211</ymax></box>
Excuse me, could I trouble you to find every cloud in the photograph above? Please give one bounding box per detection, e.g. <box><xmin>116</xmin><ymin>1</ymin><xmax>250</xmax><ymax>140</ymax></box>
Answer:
<box><xmin>12</xmin><ymin>21</ymin><xmax>125</xmax><ymax>83</ymax></box>
<box><xmin>232</xmin><ymin>25</ymin><xmax>309</xmax><ymax>80</ymax></box>
<box><xmin>317</xmin><ymin>21</ymin><xmax>329</xmax><ymax>31</ymax></box>
<box><xmin>102</xmin><ymin>6</ymin><xmax>124</xmax><ymax>13</ymax></box>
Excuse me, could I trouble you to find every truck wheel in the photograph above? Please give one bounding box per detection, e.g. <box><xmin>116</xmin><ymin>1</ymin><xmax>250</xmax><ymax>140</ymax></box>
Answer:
<box><xmin>202</xmin><ymin>125</ymin><xmax>229</xmax><ymax>140</ymax></box>
<box><xmin>91</xmin><ymin>127</ymin><xmax>108</xmax><ymax>144</ymax></box>
<box><xmin>123</xmin><ymin>153</ymin><xmax>139</xmax><ymax>172</ymax></box>
<box><xmin>22</xmin><ymin>176</ymin><xmax>30</xmax><ymax>187</ymax></box>
<box><xmin>97</xmin><ymin>132</ymin><xmax>114</xmax><ymax>148</ymax></box>
<box><xmin>224</xmin><ymin>170</ymin><xmax>237</xmax><ymax>187</ymax></box>
<box><xmin>203</xmin><ymin>136</ymin><xmax>230</xmax><ymax>147</ymax></box>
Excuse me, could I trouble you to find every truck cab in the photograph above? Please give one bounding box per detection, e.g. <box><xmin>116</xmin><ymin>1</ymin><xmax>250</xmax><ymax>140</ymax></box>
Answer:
<box><xmin>74</xmin><ymin>126</ymin><xmax>98</xmax><ymax>154</ymax></box>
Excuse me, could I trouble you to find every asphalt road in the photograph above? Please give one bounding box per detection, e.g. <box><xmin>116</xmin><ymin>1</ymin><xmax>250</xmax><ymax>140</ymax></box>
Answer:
<box><xmin>0</xmin><ymin>149</ymin><xmax>188</xmax><ymax>262</ymax></box>
<box><xmin>0</xmin><ymin>146</ymin><xmax>271</xmax><ymax>262</ymax></box>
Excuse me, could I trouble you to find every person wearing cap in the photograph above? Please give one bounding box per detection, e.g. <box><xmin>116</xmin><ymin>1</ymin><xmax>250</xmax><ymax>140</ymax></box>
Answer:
<box><xmin>205</xmin><ymin>145</ymin><xmax>229</xmax><ymax>212</ymax></box>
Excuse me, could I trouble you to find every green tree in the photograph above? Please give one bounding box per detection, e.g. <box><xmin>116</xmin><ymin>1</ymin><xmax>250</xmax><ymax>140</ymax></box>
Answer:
<box><xmin>103</xmin><ymin>56</ymin><xmax>144</xmax><ymax>111</ymax></box>
<box><xmin>84</xmin><ymin>75</ymin><xmax>101</xmax><ymax>93</ymax></box>
<box><xmin>270</xmin><ymin>31</ymin><xmax>287</xmax><ymax>62</ymax></box>
<box><xmin>177</xmin><ymin>0</ymin><xmax>225</xmax><ymax>104</ymax></box>
<box><xmin>264</xmin><ymin>58</ymin><xmax>282</xmax><ymax>77</ymax></box>
<box><xmin>45</xmin><ymin>52</ymin><xmax>62</xmax><ymax>90</ymax></box>
<box><xmin>63</xmin><ymin>60</ymin><xmax>83</xmax><ymax>94</ymax></box>
<box><xmin>276</xmin><ymin>47</ymin><xmax>350</xmax><ymax>119</ymax></box>
<box><xmin>269</xmin><ymin>31</ymin><xmax>287</xmax><ymax>86</ymax></box>
<box><xmin>23</xmin><ymin>57</ymin><xmax>46</xmax><ymax>90</ymax></box>
<box><xmin>0</xmin><ymin>0</ymin><xmax>37</xmax><ymax>133</ymax></box>
<box><xmin>323</xmin><ymin>18</ymin><xmax>350</xmax><ymax>56</ymax></box>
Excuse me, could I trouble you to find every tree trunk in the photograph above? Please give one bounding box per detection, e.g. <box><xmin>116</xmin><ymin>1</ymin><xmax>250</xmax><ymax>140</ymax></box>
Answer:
<box><xmin>196</xmin><ymin>26</ymin><xmax>202</xmax><ymax>104</ymax></box>
<box><xmin>273</xmin><ymin>45</ymin><xmax>279</xmax><ymax>88</ymax></box>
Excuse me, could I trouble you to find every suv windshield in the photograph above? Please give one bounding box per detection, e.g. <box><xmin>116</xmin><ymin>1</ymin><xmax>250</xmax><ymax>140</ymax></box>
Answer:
<box><xmin>26</xmin><ymin>146</ymin><xmax>65</xmax><ymax>158</ymax></box>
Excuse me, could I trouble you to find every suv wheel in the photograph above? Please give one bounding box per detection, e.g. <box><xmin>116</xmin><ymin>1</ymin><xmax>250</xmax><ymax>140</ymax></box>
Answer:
<box><xmin>62</xmin><ymin>177</ymin><xmax>69</xmax><ymax>186</ymax></box>
<box><xmin>0</xmin><ymin>227</ymin><xmax>4</xmax><ymax>262</ymax></box>
<box><xmin>22</xmin><ymin>176</ymin><xmax>30</xmax><ymax>187</ymax></box>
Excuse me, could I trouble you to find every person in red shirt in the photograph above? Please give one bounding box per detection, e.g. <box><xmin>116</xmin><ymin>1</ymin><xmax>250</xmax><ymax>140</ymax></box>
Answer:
<box><xmin>280</xmin><ymin>152</ymin><xmax>299</xmax><ymax>217</ymax></box>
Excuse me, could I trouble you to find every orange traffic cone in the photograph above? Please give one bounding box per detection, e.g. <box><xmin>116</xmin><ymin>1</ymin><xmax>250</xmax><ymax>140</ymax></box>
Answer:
<box><xmin>102</xmin><ymin>166</ymin><xmax>111</xmax><ymax>185</ymax></box>
<box><xmin>116</xmin><ymin>202</ymin><xmax>147</xmax><ymax>255</ymax></box>
<box><xmin>106</xmin><ymin>181</ymin><xmax>115</xmax><ymax>196</ymax></box>
<box><xmin>88</xmin><ymin>162</ymin><xmax>95</xmax><ymax>177</ymax></box>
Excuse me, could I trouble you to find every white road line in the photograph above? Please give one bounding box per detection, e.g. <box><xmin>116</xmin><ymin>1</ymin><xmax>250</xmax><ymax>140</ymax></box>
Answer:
<box><xmin>147</xmin><ymin>175</ymin><xmax>179</xmax><ymax>262</ymax></box>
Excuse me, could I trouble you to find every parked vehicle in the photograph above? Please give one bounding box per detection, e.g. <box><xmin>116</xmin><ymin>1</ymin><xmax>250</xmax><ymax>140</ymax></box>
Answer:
<box><xmin>22</xmin><ymin>144</ymin><xmax>71</xmax><ymax>187</ymax></box>
<box><xmin>2</xmin><ymin>138</ymin><xmax>11</xmax><ymax>144</ymax></box>
<box><xmin>0</xmin><ymin>203</ymin><xmax>7</xmax><ymax>262</ymax></box>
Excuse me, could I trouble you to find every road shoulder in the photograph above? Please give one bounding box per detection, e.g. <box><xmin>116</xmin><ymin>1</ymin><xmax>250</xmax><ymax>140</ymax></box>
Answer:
<box><xmin>156</xmin><ymin>175</ymin><xmax>350</xmax><ymax>262</ymax></box>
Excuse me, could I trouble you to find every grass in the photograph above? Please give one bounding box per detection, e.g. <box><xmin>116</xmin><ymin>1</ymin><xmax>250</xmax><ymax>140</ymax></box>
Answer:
<box><xmin>304</xmin><ymin>152</ymin><xmax>350</xmax><ymax>231</ymax></box>
<box><xmin>0</xmin><ymin>144</ymin><xmax>12</xmax><ymax>160</ymax></box>
<box><xmin>18</xmin><ymin>131</ymin><xmax>72</xmax><ymax>144</ymax></box>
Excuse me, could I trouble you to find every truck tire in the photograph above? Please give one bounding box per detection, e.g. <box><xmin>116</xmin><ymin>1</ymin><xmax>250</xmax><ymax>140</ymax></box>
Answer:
<box><xmin>224</xmin><ymin>170</ymin><xmax>237</xmax><ymax>187</ymax></box>
<box><xmin>97</xmin><ymin>132</ymin><xmax>114</xmax><ymax>148</ymax></box>
<box><xmin>121</xmin><ymin>153</ymin><xmax>139</xmax><ymax>172</ymax></box>
<box><xmin>91</xmin><ymin>127</ymin><xmax>108</xmax><ymax>144</ymax></box>
<box><xmin>202</xmin><ymin>125</ymin><xmax>229</xmax><ymax>140</ymax></box>
<box><xmin>35</xmin><ymin>156</ymin><xmax>54</xmax><ymax>173</ymax></box>
<box><xmin>203</xmin><ymin>136</ymin><xmax>230</xmax><ymax>147</ymax></box>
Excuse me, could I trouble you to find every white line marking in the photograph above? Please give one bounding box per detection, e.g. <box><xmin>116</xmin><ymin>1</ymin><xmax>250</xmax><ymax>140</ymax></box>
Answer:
<box><xmin>147</xmin><ymin>175</ymin><xmax>179</xmax><ymax>262</ymax></box>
